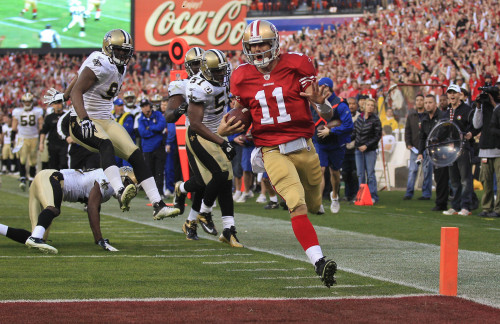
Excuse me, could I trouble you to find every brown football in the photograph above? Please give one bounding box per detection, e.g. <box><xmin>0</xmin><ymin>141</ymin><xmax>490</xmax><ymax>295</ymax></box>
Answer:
<box><xmin>227</xmin><ymin>107</ymin><xmax>252</xmax><ymax>130</ymax></box>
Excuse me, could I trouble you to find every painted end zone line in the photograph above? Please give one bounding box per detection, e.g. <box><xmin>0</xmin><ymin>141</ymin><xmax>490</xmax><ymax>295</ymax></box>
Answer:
<box><xmin>0</xmin><ymin>294</ymin><xmax>437</xmax><ymax>304</ymax></box>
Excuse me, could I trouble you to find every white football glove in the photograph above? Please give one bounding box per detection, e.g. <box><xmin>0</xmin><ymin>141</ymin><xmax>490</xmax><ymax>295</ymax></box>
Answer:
<box><xmin>80</xmin><ymin>118</ymin><xmax>96</xmax><ymax>139</ymax></box>
<box><xmin>43</xmin><ymin>88</ymin><xmax>65</xmax><ymax>105</ymax></box>
<box><xmin>97</xmin><ymin>238</ymin><xmax>119</xmax><ymax>252</ymax></box>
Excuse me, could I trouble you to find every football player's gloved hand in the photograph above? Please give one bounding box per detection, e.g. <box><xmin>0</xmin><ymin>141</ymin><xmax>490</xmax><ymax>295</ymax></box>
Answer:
<box><xmin>80</xmin><ymin>117</ymin><xmax>96</xmax><ymax>139</ymax></box>
<box><xmin>97</xmin><ymin>238</ymin><xmax>119</xmax><ymax>252</ymax></box>
<box><xmin>173</xmin><ymin>102</ymin><xmax>188</xmax><ymax>120</ymax></box>
<box><xmin>220</xmin><ymin>140</ymin><xmax>236</xmax><ymax>161</ymax></box>
<box><xmin>43</xmin><ymin>88</ymin><xmax>65</xmax><ymax>105</ymax></box>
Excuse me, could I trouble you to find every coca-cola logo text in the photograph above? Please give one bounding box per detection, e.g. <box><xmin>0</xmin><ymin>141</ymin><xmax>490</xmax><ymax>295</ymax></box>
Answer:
<box><xmin>145</xmin><ymin>0</ymin><xmax>248</xmax><ymax>48</ymax></box>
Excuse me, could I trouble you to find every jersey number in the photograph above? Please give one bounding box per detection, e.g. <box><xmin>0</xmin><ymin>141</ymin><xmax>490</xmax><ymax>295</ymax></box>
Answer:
<box><xmin>20</xmin><ymin>115</ymin><xmax>36</xmax><ymax>126</ymax></box>
<box><xmin>255</xmin><ymin>87</ymin><xmax>291</xmax><ymax>125</ymax></box>
<box><xmin>101</xmin><ymin>82</ymin><xmax>119</xmax><ymax>100</ymax></box>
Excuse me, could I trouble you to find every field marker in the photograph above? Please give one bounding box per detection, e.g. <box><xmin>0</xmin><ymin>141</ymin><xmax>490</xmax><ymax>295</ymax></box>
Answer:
<box><xmin>285</xmin><ymin>285</ymin><xmax>375</xmax><ymax>289</ymax></box>
<box><xmin>439</xmin><ymin>227</ymin><xmax>459</xmax><ymax>296</ymax></box>
<box><xmin>227</xmin><ymin>268</ymin><xmax>307</xmax><ymax>272</ymax></box>
<box><xmin>203</xmin><ymin>261</ymin><xmax>278</xmax><ymax>264</ymax></box>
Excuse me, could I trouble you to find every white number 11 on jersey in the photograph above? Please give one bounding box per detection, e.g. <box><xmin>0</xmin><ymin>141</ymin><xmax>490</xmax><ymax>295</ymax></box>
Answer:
<box><xmin>255</xmin><ymin>87</ymin><xmax>291</xmax><ymax>125</ymax></box>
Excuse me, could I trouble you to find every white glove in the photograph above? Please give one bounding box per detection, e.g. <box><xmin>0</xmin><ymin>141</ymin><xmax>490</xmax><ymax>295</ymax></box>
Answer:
<box><xmin>43</xmin><ymin>88</ymin><xmax>65</xmax><ymax>105</ymax></box>
<box><xmin>80</xmin><ymin>118</ymin><xmax>96</xmax><ymax>139</ymax></box>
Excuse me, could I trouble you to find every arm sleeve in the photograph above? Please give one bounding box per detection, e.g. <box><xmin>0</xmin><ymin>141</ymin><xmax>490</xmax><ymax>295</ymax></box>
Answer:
<box><xmin>137</xmin><ymin>117</ymin><xmax>153</xmax><ymax>138</ymax></box>
<box><xmin>404</xmin><ymin>116</ymin><xmax>412</xmax><ymax>146</ymax></box>
<box><xmin>296</xmin><ymin>54</ymin><xmax>317</xmax><ymax>92</ymax></box>
<box><xmin>489</xmin><ymin>108</ymin><xmax>500</xmax><ymax>137</ymax></box>
<box><xmin>366</xmin><ymin>117</ymin><xmax>382</xmax><ymax>148</ymax></box>
<box><xmin>149</xmin><ymin>112</ymin><xmax>167</xmax><ymax>133</ymax></box>
<box><xmin>472</xmin><ymin>107</ymin><xmax>483</xmax><ymax>129</ymax></box>
<box><xmin>330</xmin><ymin>103</ymin><xmax>354</xmax><ymax>136</ymax></box>
<box><xmin>40</xmin><ymin>115</ymin><xmax>51</xmax><ymax>135</ymax></box>
<box><xmin>123</xmin><ymin>115</ymin><xmax>135</xmax><ymax>135</ymax></box>
<box><xmin>166</xmin><ymin>123</ymin><xmax>176</xmax><ymax>144</ymax></box>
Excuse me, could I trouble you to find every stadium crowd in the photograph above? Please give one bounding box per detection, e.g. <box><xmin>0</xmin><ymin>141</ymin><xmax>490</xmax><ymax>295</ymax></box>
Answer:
<box><xmin>1</xmin><ymin>0</ymin><xmax>499</xmax><ymax>218</ymax></box>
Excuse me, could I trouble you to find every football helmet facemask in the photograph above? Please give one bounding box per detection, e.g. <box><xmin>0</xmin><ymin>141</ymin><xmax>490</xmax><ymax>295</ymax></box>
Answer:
<box><xmin>200</xmin><ymin>49</ymin><xmax>230</xmax><ymax>87</ymax></box>
<box><xmin>123</xmin><ymin>90</ymin><xmax>136</xmax><ymax>108</ymax></box>
<box><xmin>102</xmin><ymin>29</ymin><xmax>134</xmax><ymax>66</ymax></box>
<box><xmin>242</xmin><ymin>20</ymin><xmax>280</xmax><ymax>68</ymax></box>
<box><xmin>119</xmin><ymin>166</ymin><xmax>138</xmax><ymax>188</ymax></box>
<box><xmin>184</xmin><ymin>47</ymin><xmax>205</xmax><ymax>77</ymax></box>
<box><xmin>21</xmin><ymin>93</ymin><xmax>34</xmax><ymax>110</ymax></box>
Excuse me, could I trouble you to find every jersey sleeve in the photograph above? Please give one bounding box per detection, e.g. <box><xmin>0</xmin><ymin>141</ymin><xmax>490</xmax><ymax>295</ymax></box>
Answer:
<box><xmin>168</xmin><ymin>80</ymin><xmax>186</xmax><ymax>98</ymax></box>
<box><xmin>185</xmin><ymin>78</ymin><xmax>213</xmax><ymax>104</ymax></box>
<box><xmin>79</xmin><ymin>52</ymin><xmax>104</xmax><ymax>79</ymax></box>
<box><xmin>293</xmin><ymin>54</ymin><xmax>316</xmax><ymax>92</ymax></box>
<box><xmin>229</xmin><ymin>65</ymin><xmax>246</xmax><ymax>106</ymax></box>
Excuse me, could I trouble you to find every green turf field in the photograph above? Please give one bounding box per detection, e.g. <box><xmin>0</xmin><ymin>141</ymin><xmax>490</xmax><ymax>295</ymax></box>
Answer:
<box><xmin>0</xmin><ymin>0</ymin><xmax>131</xmax><ymax>49</ymax></box>
<box><xmin>0</xmin><ymin>175</ymin><xmax>498</xmax><ymax>307</ymax></box>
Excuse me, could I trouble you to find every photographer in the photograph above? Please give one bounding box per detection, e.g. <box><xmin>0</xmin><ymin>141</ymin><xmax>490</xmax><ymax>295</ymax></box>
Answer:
<box><xmin>442</xmin><ymin>85</ymin><xmax>480</xmax><ymax>216</ymax></box>
<box><xmin>476</xmin><ymin>83</ymin><xmax>500</xmax><ymax>217</ymax></box>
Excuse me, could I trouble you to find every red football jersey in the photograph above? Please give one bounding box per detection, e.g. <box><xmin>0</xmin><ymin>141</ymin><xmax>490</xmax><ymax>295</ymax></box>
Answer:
<box><xmin>231</xmin><ymin>53</ymin><xmax>316</xmax><ymax>147</ymax></box>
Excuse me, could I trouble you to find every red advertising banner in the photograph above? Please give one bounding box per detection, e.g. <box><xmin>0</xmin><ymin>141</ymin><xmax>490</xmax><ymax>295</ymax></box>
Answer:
<box><xmin>134</xmin><ymin>0</ymin><xmax>249</xmax><ymax>52</ymax></box>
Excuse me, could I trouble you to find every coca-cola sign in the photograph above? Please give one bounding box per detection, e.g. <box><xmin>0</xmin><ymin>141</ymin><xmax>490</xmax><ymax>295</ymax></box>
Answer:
<box><xmin>135</xmin><ymin>0</ymin><xmax>249</xmax><ymax>51</ymax></box>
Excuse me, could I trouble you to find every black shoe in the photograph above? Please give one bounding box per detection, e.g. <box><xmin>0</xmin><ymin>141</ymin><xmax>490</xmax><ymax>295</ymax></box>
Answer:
<box><xmin>418</xmin><ymin>197</ymin><xmax>430</xmax><ymax>200</ymax></box>
<box><xmin>280</xmin><ymin>201</ymin><xmax>288</xmax><ymax>211</ymax></box>
<box><xmin>197</xmin><ymin>212</ymin><xmax>217</xmax><ymax>235</ymax></box>
<box><xmin>478</xmin><ymin>211</ymin><xmax>491</xmax><ymax>217</ymax></box>
<box><xmin>314</xmin><ymin>257</ymin><xmax>337</xmax><ymax>288</ymax></box>
<box><xmin>264</xmin><ymin>201</ymin><xmax>280</xmax><ymax>209</ymax></box>
<box><xmin>403</xmin><ymin>196</ymin><xmax>412</xmax><ymax>200</ymax></box>
<box><xmin>432</xmin><ymin>206</ymin><xmax>447</xmax><ymax>211</ymax></box>
<box><xmin>173</xmin><ymin>181</ymin><xmax>187</xmax><ymax>214</ymax></box>
<box><xmin>219</xmin><ymin>226</ymin><xmax>243</xmax><ymax>247</ymax></box>
<box><xmin>182</xmin><ymin>220</ymin><xmax>199</xmax><ymax>240</ymax></box>
<box><xmin>487</xmin><ymin>211</ymin><xmax>500</xmax><ymax>218</ymax></box>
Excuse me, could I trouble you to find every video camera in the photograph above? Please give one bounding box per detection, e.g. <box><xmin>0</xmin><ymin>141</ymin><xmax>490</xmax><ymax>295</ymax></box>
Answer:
<box><xmin>477</xmin><ymin>84</ymin><xmax>500</xmax><ymax>105</ymax></box>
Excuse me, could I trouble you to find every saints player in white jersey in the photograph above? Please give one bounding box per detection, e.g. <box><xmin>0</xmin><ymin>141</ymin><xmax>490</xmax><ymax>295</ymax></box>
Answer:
<box><xmin>48</xmin><ymin>29</ymin><xmax>179</xmax><ymax>220</ymax></box>
<box><xmin>12</xmin><ymin>93</ymin><xmax>44</xmax><ymax>191</ymax></box>
<box><xmin>0</xmin><ymin>167</ymin><xmax>136</xmax><ymax>254</ymax></box>
<box><xmin>63</xmin><ymin>0</ymin><xmax>86</xmax><ymax>37</ymax></box>
<box><xmin>1</xmin><ymin>114</ymin><xmax>16</xmax><ymax>174</ymax></box>
<box><xmin>173</xmin><ymin>49</ymin><xmax>243</xmax><ymax>247</ymax></box>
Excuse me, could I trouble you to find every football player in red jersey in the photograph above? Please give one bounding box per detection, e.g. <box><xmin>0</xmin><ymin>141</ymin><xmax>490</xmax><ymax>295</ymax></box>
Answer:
<box><xmin>218</xmin><ymin>20</ymin><xmax>337</xmax><ymax>287</ymax></box>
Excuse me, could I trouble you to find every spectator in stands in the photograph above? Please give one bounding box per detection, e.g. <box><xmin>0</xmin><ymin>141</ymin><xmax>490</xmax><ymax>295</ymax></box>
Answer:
<box><xmin>403</xmin><ymin>93</ymin><xmax>432</xmax><ymax>201</ymax></box>
<box><xmin>137</xmin><ymin>98</ymin><xmax>167</xmax><ymax>198</ymax></box>
<box><xmin>352</xmin><ymin>98</ymin><xmax>382</xmax><ymax>204</ymax></box>
<box><xmin>381</xmin><ymin>108</ymin><xmax>399</xmax><ymax>133</ymax></box>
<box><xmin>418</xmin><ymin>94</ymin><xmax>449</xmax><ymax>211</ymax></box>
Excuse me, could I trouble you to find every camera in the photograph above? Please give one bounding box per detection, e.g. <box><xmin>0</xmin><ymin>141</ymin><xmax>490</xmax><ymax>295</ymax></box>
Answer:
<box><xmin>477</xmin><ymin>84</ymin><xmax>500</xmax><ymax>104</ymax></box>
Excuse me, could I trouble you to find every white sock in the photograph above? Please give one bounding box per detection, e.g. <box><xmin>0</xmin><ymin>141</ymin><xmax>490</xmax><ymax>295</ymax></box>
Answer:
<box><xmin>305</xmin><ymin>245</ymin><xmax>324</xmax><ymax>265</ymax></box>
<box><xmin>234</xmin><ymin>190</ymin><xmax>241</xmax><ymax>196</ymax></box>
<box><xmin>0</xmin><ymin>224</ymin><xmax>8</xmax><ymax>236</ymax></box>
<box><xmin>221</xmin><ymin>216</ymin><xmax>234</xmax><ymax>229</ymax></box>
<box><xmin>179</xmin><ymin>182</ymin><xmax>187</xmax><ymax>194</ymax></box>
<box><xmin>188</xmin><ymin>208</ymin><xmax>198</xmax><ymax>222</ymax></box>
<box><xmin>270</xmin><ymin>195</ymin><xmax>278</xmax><ymax>203</ymax></box>
<box><xmin>104</xmin><ymin>165</ymin><xmax>123</xmax><ymax>195</ymax></box>
<box><xmin>258</xmin><ymin>193</ymin><xmax>266</xmax><ymax>199</ymax></box>
<box><xmin>200</xmin><ymin>201</ymin><xmax>212</xmax><ymax>213</ymax></box>
<box><xmin>141</xmin><ymin>177</ymin><xmax>162</xmax><ymax>204</ymax></box>
<box><xmin>31</xmin><ymin>225</ymin><xmax>46</xmax><ymax>239</ymax></box>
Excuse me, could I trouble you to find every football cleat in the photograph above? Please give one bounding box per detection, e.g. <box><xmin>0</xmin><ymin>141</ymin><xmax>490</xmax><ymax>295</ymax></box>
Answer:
<box><xmin>219</xmin><ymin>226</ymin><xmax>243</xmax><ymax>248</ymax></box>
<box><xmin>25</xmin><ymin>236</ymin><xmax>58</xmax><ymax>254</ymax></box>
<box><xmin>316</xmin><ymin>205</ymin><xmax>325</xmax><ymax>215</ymax></box>
<box><xmin>315</xmin><ymin>257</ymin><xmax>337</xmax><ymax>288</ymax></box>
<box><xmin>19</xmin><ymin>177</ymin><xmax>27</xmax><ymax>192</ymax></box>
<box><xmin>197</xmin><ymin>212</ymin><xmax>217</xmax><ymax>235</ymax></box>
<box><xmin>153</xmin><ymin>201</ymin><xmax>180</xmax><ymax>220</ymax></box>
<box><xmin>264</xmin><ymin>201</ymin><xmax>280</xmax><ymax>209</ymax></box>
<box><xmin>117</xmin><ymin>184</ymin><xmax>137</xmax><ymax>212</ymax></box>
<box><xmin>182</xmin><ymin>220</ymin><xmax>199</xmax><ymax>241</ymax></box>
<box><xmin>173</xmin><ymin>181</ymin><xmax>187</xmax><ymax>214</ymax></box>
